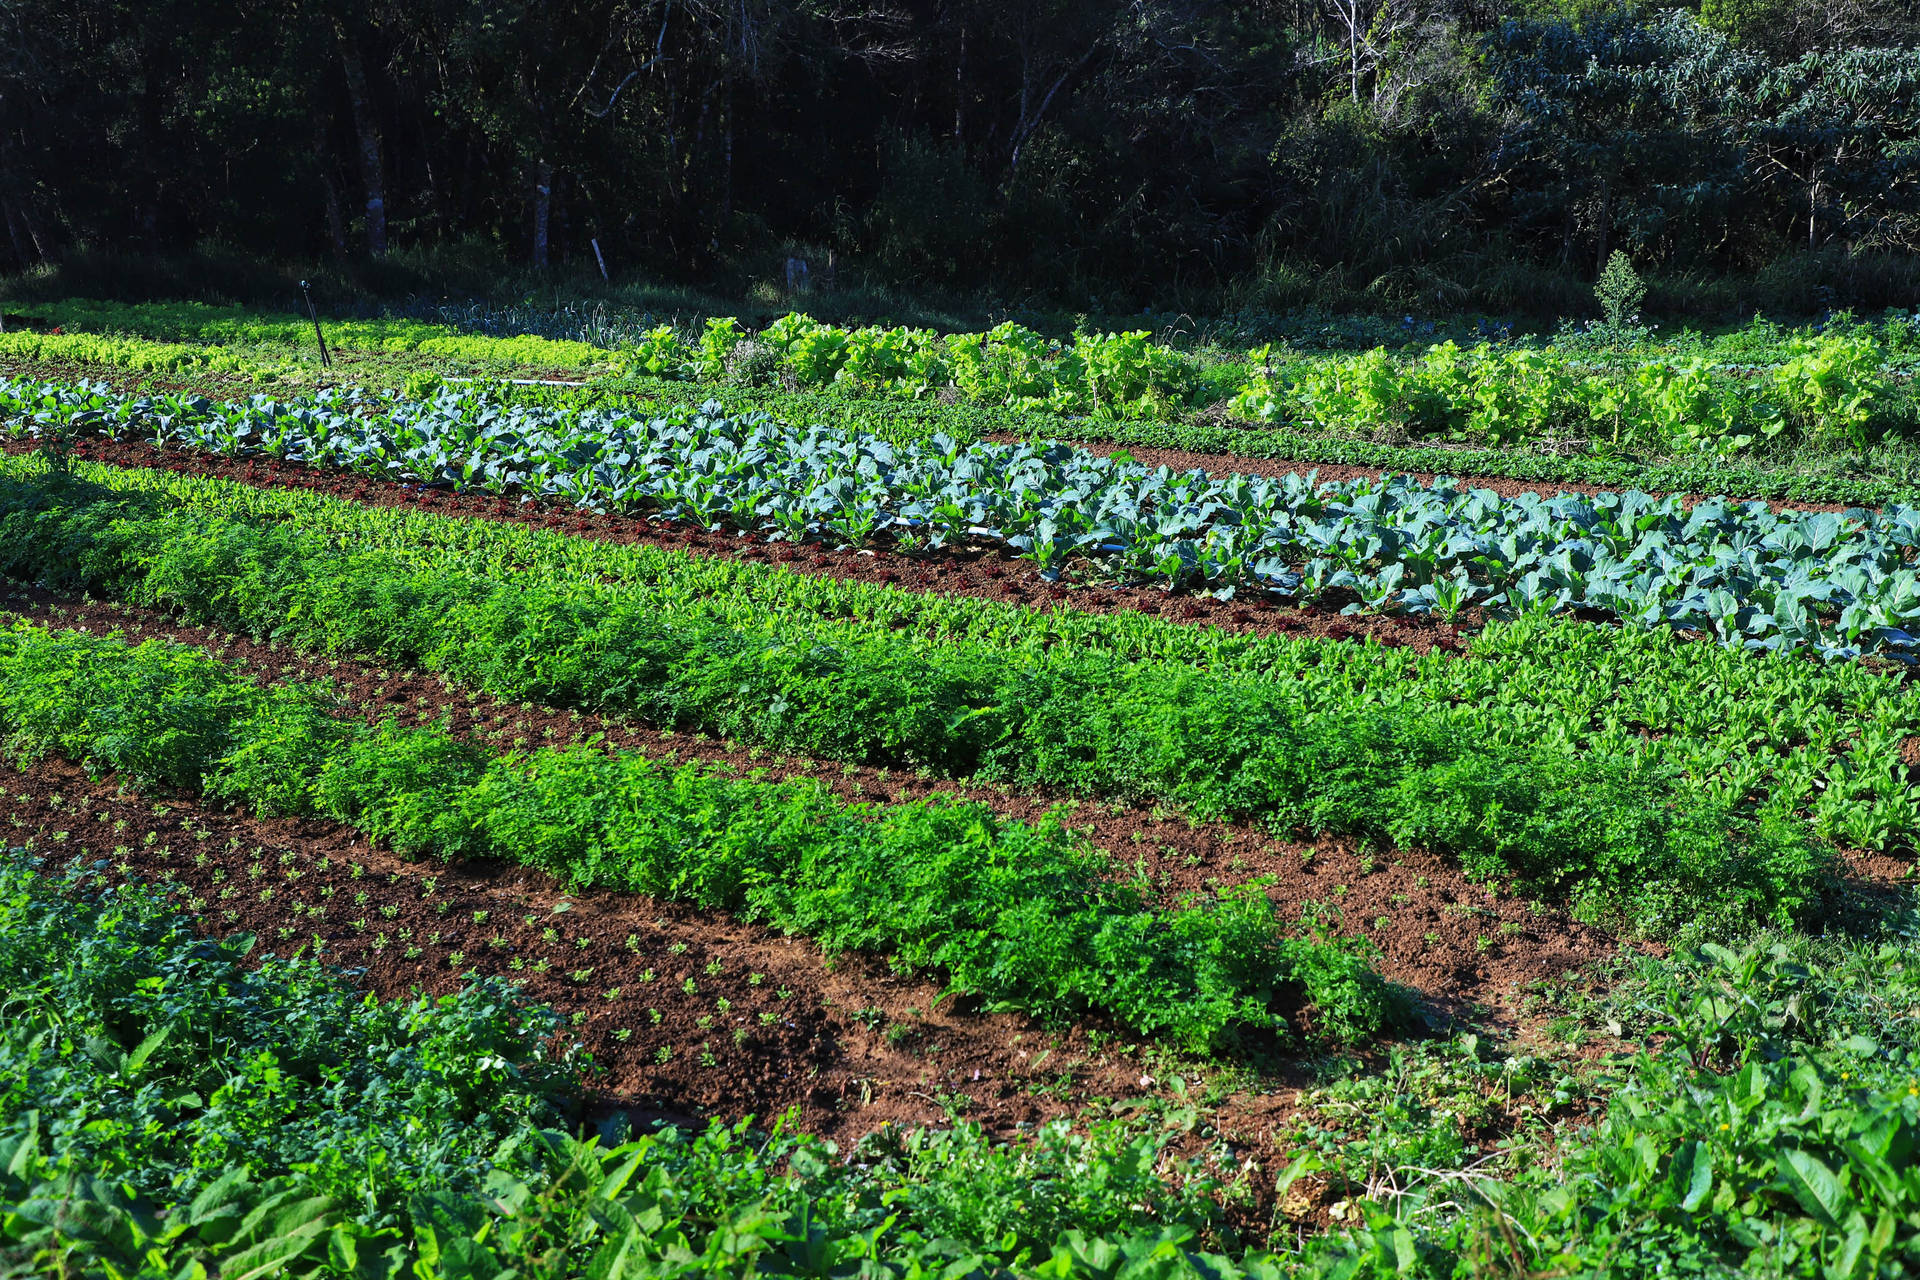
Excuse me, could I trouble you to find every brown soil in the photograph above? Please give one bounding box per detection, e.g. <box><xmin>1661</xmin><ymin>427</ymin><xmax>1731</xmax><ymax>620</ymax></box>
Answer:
<box><xmin>21</xmin><ymin>434</ymin><xmax>1476</xmax><ymax>656</ymax></box>
<box><xmin>2</xmin><ymin>589</ymin><xmax>1616</xmax><ymax>1021</ymax></box>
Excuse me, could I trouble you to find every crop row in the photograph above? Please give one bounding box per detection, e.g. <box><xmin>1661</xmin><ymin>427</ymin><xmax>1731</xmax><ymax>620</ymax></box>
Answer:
<box><xmin>20</xmin><ymin>455</ymin><xmax>1920</xmax><ymax>860</ymax></box>
<box><xmin>646</xmin><ymin>314</ymin><xmax>1911</xmax><ymax>453</ymax></box>
<box><xmin>14</xmin><ymin>377</ymin><xmax>1920</xmax><ymax>656</ymax></box>
<box><xmin>0</xmin><ymin>468</ymin><xmax>1836</xmax><ymax>934</ymax></box>
<box><xmin>13</xmin><ymin>849</ymin><xmax>1919</xmax><ymax>1277</ymax></box>
<box><xmin>12</xmin><ymin>298</ymin><xmax>620</xmax><ymax>371</ymax></box>
<box><xmin>0</xmin><ymin>619</ymin><xmax>1399</xmax><ymax>1050</ymax></box>
<box><xmin>525</xmin><ymin>371</ymin><xmax>1920</xmax><ymax>511</ymax></box>
<box><xmin>23</xmin><ymin>298</ymin><xmax>1919</xmax><ymax>455</ymax></box>
<box><xmin>0</xmin><ymin>329</ymin><xmax>306</xmax><ymax>380</ymax></box>
<box><xmin>1230</xmin><ymin>331</ymin><xmax>1910</xmax><ymax>453</ymax></box>
<box><xmin>0</xmin><ymin>850</ymin><xmax>1297</xmax><ymax>1277</ymax></box>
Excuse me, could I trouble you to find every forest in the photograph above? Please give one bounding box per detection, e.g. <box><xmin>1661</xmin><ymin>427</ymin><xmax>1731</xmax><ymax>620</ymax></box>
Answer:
<box><xmin>3</xmin><ymin>0</ymin><xmax>1920</xmax><ymax>315</ymax></box>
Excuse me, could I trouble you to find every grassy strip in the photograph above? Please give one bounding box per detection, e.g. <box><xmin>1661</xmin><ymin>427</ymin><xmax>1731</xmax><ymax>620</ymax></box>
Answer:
<box><xmin>13</xmin><ymin>298</ymin><xmax>620</xmax><ymax>371</ymax></box>
<box><xmin>0</xmin><ymin>473</ymin><xmax>1831</xmax><ymax>936</ymax></box>
<box><xmin>0</xmin><ymin>620</ymin><xmax>1397</xmax><ymax>1050</ymax></box>
<box><xmin>0</xmin><ymin>850</ymin><xmax>1294</xmax><ymax>1276</ymax></box>
<box><xmin>552</xmin><ymin>374</ymin><xmax>1920</xmax><ymax>508</ymax></box>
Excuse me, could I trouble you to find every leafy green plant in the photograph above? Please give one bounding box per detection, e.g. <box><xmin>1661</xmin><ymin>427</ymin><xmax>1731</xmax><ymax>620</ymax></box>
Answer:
<box><xmin>1773</xmin><ymin>330</ymin><xmax>1892</xmax><ymax>450</ymax></box>
<box><xmin>1594</xmin><ymin>249</ymin><xmax>1647</xmax><ymax>332</ymax></box>
<box><xmin>0</xmin><ymin>622</ymin><xmax>1404</xmax><ymax>1051</ymax></box>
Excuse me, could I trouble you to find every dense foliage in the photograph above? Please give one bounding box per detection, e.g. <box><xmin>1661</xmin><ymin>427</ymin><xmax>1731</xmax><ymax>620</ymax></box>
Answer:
<box><xmin>0</xmin><ymin>465</ymin><xmax>1848</xmax><ymax>934</ymax></box>
<box><xmin>1318</xmin><ymin>934</ymin><xmax>1920</xmax><ymax>1278</ymax></box>
<box><xmin>10</xmin><ymin>851</ymin><xmax>1920</xmax><ymax>1276</ymax></box>
<box><xmin>13</xmin><ymin>376</ymin><xmax>1920</xmax><ymax>657</ymax></box>
<box><xmin>0</xmin><ymin>851</ymin><xmax>1307</xmax><ymax>1276</ymax></box>
<box><xmin>0</xmin><ymin>620</ymin><xmax>1400</xmax><ymax>1050</ymax></box>
<box><xmin>3</xmin><ymin>3</ymin><xmax>1920</xmax><ymax>312</ymax></box>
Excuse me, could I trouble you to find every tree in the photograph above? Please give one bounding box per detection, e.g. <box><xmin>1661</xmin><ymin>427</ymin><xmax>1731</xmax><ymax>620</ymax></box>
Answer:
<box><xmin>1484</xmin><ymin>9</ymin><xmax>1764</xmax><ymax>273</ymax></box>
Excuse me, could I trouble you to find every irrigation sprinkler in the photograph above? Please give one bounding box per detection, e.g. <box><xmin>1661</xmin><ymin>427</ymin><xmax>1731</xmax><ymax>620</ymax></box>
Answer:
<box><xmin>299</xmin><ymin>279</ymin><xmax>333</xmax><ymax>369</ymax></box>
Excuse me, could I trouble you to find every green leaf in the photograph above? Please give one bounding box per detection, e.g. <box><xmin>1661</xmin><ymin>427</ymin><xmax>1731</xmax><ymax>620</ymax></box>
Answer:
<box><xmin>1776</xmin><ymin>1147</ymin><xmax>1847</xmax><ymax>1228</ymax></box>
<box><xmin>124</xmin><ymin>1024</ymin><xmax>172</xmax><ymax>1074</ymax></box>
<box><xmin>1671</xmin><ymin>1140</ymin><xmax>1714</xmax><ymax>1212</ymax></box>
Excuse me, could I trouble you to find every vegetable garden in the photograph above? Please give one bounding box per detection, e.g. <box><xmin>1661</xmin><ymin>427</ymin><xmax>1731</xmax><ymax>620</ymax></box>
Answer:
<box><xmin>6</xmin><ymin>300</ymin><xmax>1920</xmax><ymax>1277</ymax></box>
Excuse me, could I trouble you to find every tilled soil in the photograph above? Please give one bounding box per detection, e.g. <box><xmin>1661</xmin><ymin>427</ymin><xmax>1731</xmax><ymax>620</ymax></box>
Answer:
<box><xmin>3</xmin><ymin>590</ymin><xmax>1618</xmax><ymax>1018</ymax></box>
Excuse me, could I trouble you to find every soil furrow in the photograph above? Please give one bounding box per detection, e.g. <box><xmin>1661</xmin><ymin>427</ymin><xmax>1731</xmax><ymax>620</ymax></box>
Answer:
<box><xmin>2</xmin><ymin>589</ymin><xmax>1623</xmax><ymax>1019</ymax></box>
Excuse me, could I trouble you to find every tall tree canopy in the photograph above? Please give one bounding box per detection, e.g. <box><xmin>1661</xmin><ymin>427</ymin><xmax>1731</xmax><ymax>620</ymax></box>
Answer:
<box><xmin>1</xmin><ymin>0</ymin><xmax>1917</xmax><ymax>306</ymax></box>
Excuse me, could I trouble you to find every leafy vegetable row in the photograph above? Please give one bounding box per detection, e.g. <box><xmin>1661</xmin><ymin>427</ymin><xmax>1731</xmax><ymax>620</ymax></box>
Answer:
<box><xmin>13</xmin><ymin>376</ymin><xmax>1920</xmax><ymax>656</ymax></box>
<box><xmin>514</xmin><ymin>371</ymin><xmax>1920</xmax><ymax>511</ymax></box>
<box><xmin>15</xmin><ymin>852</ymin><xmax>1920</xmax><ymax>1278</ymax></box>
<box><xmin>0</xmin><ymin>851</ymin><xmax>1297</xmax><ymax>1277</ymax></box>
<box><xmin>0</xmin><ymin>620</ymin><xmax>1399</xmax><ymax>1051</ymax></box>
<box><xmin>1231</xmin><ymin>330</ymin><xmax>1909</xmax><ymax>454</ymax></box>
<box><xmin>24</xmin><ymin>297</ymin><xmax>1915</xmax><ymax>455</ymax></box>
<box><xmin>410</xmin><ymin>309</ymin><xmax>1920</xmax><ymax>450</ymax></box>
<box><xmin>20</xmin><ymin>456</ymin><xmax>1919</xmax><ymax>858</ymax></box>
<box><xmin>0</xmin><ymin>473</ymin><xmax>1827</xmax><ymax>935</ymax></box>
<box><xmin>0</xmin><ymin>330</ymin><xmax>298</xmax><ymax>379</ymax></box>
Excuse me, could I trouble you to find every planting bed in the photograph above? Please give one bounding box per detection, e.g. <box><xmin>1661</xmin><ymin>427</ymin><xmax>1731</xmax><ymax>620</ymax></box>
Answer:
<box><xmin>0</xmin><ymin>589</ymin><xmax>1615</xmax><ymax>1012</ymax></box>
<box><xmin>10</xmin><ymin>342</ymin><xmax>1920</xmax><ymax>1275</ymax></box>
<box><xmin>14</xmin><ymin>434</ymin><xmax>1475</xmax><ymax>652</ymax></box>
<box><xmin>1026</xmin><ymin>434</ymin><xmax>1864</xmax><ymax>515</ymax></box>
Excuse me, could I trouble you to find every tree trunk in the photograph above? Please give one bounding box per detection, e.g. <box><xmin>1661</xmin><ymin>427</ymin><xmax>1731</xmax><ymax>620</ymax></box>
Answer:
<box><xmin>721</xmin><ymin>81</ymin><xmax>734</xmax><ymax>224</ymax></box>
<box><xmin>334</xmin><ymin>24</ymin><xmax>388</xmax><ymax>257</ymax></box>
<box><xmin>1808</xmin><ymin>165</ymin><xmax>1820</xmax><ymax>251</ymax></box>
<box><xmin>313</xmin><ymin>117</ymin><xmax>349</xmax><ymax>263</ymax></box>
<box><xmin>954</xmin><ymin>24</ymin><xmax>966</xmax><ymax>145</ymax></box>
<box><xmin>1349</xmin><ymin>4</ymin><xmax>1360</xmax><ymax>103</ymax></box>
<box><xmin>320</xmin><ymin>168</ymin><xmax>350</xmax><ymax>263</ymax></box>
<box><xmin>532</xmin><ymin>158</ymin><xmax>554</xmax><ymax>269</ymax></box>
<box><xmin>14</xmin><ymin>198</ymin><xmax>50</xmax><ymax>263</ymax></box>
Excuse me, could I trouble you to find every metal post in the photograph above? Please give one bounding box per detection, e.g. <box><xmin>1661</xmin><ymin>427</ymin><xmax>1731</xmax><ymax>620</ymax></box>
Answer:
<box><xmin>299</xmin><ymin>279</ymin><xmax>333</xmax><ymax>369</ymax></box>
